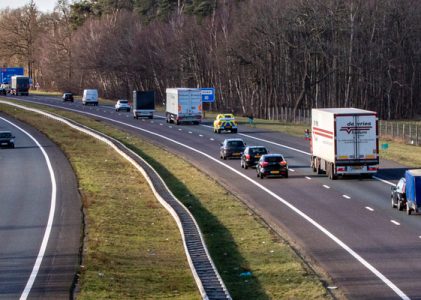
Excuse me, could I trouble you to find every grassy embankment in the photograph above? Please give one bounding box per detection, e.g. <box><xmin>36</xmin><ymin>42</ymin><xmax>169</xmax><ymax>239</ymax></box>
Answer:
<box><xmin>0</xmin><ymin>100</ymin><xmax>330</xmax><ymax>299</ymax></box>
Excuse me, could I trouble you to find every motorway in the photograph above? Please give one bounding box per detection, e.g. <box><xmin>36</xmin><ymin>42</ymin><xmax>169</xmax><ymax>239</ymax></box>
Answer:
<box><xmin>5</xmin><ymin>95</ymin><xmax>421</xmax><ymax>299</ymax></box>
<box><xmin>0</xmin><ymin>113</ymin><xmax>81</xmax><ymax>299</ymax></box>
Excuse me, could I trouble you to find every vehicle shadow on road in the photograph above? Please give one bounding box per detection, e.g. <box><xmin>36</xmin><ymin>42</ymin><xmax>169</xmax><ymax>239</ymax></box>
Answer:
<box><xmin>377</xmin><ymin>168</ymin><xmax>409</xmax><ymax>181</ymax></box>
<box><xmin>128</xmin><ymin>146</ymin><xmax>271</xmax><ymax>300</ymax></box>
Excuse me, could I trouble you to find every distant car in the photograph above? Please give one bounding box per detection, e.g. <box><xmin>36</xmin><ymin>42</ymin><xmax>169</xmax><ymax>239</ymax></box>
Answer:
<box><xmin>0</xmin><ymin>131</ymin><xmax>15</xmax><ymax>148</ymax></box>
<box><xmin>82</xmin><ymin>89</ymin><xmax>98</xmax><ymax>106</ymax></box>
<box><xmin>391</xmin><ymin>177</ymin><xmax>406</xmax><ymax>211</ymax></box>
<box><xmin>213</xmin><ymin>113</ymin><xmax>238</xmax><ymax>133</ymax></box>
<box><xmin>220</xmin><ymin>138</ymin><xmax>246</xmax><ymax>160</ymax></box>
<box><xmin>241</xmin><ymin>146</ymin><xmax>269</xmax><ymax>169</ymax></box>
<box><xmin>62</xmin><ymin>92</ymin><xmax>74</xmax><ymax>102</ymax></box>
<box><xmin>115</xmin><ymin>99</ymin><xmax>131</xmax><ymax>112</ymax></box>
<box><xmin>256</xmin><ymin>154</ymin><xmax>288</xmax><ymax>179</ymax></box>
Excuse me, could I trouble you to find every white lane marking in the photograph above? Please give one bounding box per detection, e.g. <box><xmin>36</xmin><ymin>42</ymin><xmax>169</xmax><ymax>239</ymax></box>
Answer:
<box><xmin>343</xmin><ymin>195</ymin><xmax>351</xmax><ymax>199</ymax></box>
<box><xmin>1</xmin><ymin>100</ymin><xmax>410</xmax><ymax>300</ymax></box>
<box><xmin>305</xmin><ymin>176</ymin><xmax>311</xmax><ymax>180</ymax></box>
<box><xmin>189</xmin><ymin>131</ymin><xmax>192</xmax><ymax>134</ymax></box>
<box><xmin>160</xmin><ymin>123</ymin><xmax>163</xmax><ymax>126</ymax></box>
<box><xmin>179</xmin><ymin>128</ymin><xmax>182</xmax><ymax>131</ymax></box>
<box><xmin>323</xmin><ymin>185</ymin><xmax>330</xmax><ymax>189</ymax></box>
<box><xmin>365</xmin><ymin>206</ymin><xmax>374</xmax><ymax>211</ymax></box>
<box><xmin>0</xmin><ymin>117</ymin><xmax>57</xmax><ymax>300</ymax></box>
<box><xmin>289</xmin><ymin>168</ymin><xmax>295</xmax><ymax>172</ymax></box>
<box><xmin>210</xmin><ymin>138</ymin><xmax>214</xmax><ymax>141</ymax></box>
<box><xmin>169</xmin><ymin>126</ymin><xmax>172</xmax><ymax>128</ymax></box>
<box><xmin>373</xmin><ymin>176</ymin><xmax>395</xmax><ymax>186</ymax></box>
<box><xmin>391</xmin><ymin>220</ymin><xmax>400</xmax><ymax>226</ymax></box>
<box><xmin>199</xmin><ymin>134</ymin><xmax>203</xmax><ymax>137</ymax></box>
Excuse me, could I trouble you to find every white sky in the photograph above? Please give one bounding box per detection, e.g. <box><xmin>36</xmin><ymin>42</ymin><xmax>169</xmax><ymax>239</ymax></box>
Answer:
<box><xmin>0</xmin><ymin>0</ymin><xmax>58</xmax><ymax>13</ymax></box>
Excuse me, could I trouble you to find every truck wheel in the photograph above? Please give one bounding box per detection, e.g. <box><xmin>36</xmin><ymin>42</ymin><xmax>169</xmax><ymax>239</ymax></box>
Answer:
<box><xmin>260</xmin><ymin>173</ymin><xmax>264</xmax><ymax>179</ymax></box>
<box><xmin>407</xmin><ymin>205</ymin><xmax>412</xmax><ymax>215</ymax></box>
<box><xmin>391</xmin><ymin>197</ymin><xmax>396</xmax><ymax>208</ymax></box>
<box><xmin>232</xmin><ymin>129</ymin><xmax>237</xmax><ymax>133</ymax></box>
<box><xmin>217</xmin><ymin>129</ymin><xmax>221</xmax><ymax>134</ymax></box>
<box><xmin>244</xmin><ymin>164</ymin><xmax>248</xmax><ymax>170</ymax></box>
<box><xmin>284</xmin><ymin>172</ymin><xmax>288</xmax><ymax>178</ymax></box>
<box><xmin>397</xmin><ymin>199</ymin><xmax>403</xmax><ymax>211</ymax></box>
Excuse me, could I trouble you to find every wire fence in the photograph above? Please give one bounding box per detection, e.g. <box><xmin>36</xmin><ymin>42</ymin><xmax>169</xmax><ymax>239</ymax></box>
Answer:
<box><xmin>379</xmin><ymin>121</ymin><xmax>421</xmax><ymax>146</ymax></box>
<box><xmin>268</xmin><ymin>108</ymin><xmax>421</xmax><ymax>146</ymax></box>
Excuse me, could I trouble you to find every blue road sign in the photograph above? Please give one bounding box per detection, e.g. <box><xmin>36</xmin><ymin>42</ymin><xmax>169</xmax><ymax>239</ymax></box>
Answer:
<box><xmin>1</xmin><ymin>67</ymin><xmax>24</xmax><ymax>84</ymax></box>
<box><xmin>201</xmin><ymin>88</ymin><xmax>215</xmax><ymax>103</ymax></box>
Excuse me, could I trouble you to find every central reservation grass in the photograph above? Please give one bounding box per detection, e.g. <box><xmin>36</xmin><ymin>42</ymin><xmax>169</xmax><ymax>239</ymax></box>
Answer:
<box><xmin>0</xmin><ymin>99</ymin><xmax>330</xmax><ymax>299</ymax></box>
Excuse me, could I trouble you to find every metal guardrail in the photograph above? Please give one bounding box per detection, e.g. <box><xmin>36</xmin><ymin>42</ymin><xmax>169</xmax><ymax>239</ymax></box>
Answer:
<box><xmin>0</xmin><ymin>100</ymin><xmax>232</xmax><ymax>300</ymax></box>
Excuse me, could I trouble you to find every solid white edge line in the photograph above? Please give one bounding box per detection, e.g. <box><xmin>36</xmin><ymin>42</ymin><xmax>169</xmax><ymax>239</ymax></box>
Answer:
<box><xmin>0</xmin><ymin>117</ymin><xmax>57</xmax><ymax>300</ymax></box>
<box><xmin>0</xmin><ymin>102</ymin><xmax>229</xmax><ymax>300</ymax></box>
<box><xmin>1</xmin><ymin>99</ymin><xmax>410</xmax><ymax>300</ymax></box>
<box><xmin>391</xmin><ymin>220</ymin><xmax>400</xmax><ymax>226</ymax></box>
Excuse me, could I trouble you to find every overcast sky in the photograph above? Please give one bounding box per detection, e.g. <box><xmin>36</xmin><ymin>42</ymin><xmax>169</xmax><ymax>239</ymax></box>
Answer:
<box><xmin>0</xmin><ymin>0</ymin><xmax>59</xmax><ymax>12</ymax></box>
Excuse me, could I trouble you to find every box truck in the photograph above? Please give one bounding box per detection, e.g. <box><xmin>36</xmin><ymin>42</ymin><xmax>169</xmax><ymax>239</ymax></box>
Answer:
<box><xmin>311</xmin><ymin>108</ymin><xmax>379</xmax><ymax>179</ymax></box>
<box><xmin>82</xmin><ymin>89</ymin><xmax>98</xmax><ymax>106</ymax></box>
<box><xmin>133</xmin><ymin>90</ymin><xmax>155</xmax><ymax>119</ymax></box>
<box><xmin>10</xmin><ymin>75</ymin><xmax>30</xmax><ymax>96</ymax></box>
<box><xmin>391</xmin><ymin>169</ymin><xmax>421</xmax><ymax>215</ymax></box>
<box><xmin>165</xmin><ymin>88</ymin><xmax>202</xmax><ymax>125</ymax></box>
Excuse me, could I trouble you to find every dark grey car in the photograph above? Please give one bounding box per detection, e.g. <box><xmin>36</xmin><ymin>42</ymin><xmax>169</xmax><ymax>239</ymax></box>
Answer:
<box><xmin>0</xmin><ymin>131</ymin><xmax>15</xmax><ymax>148</ymax></box>
<box><xmin>241</xmin><ymin>146</ymin><xmax>268</xmax><ymax>169</ymax></box>
<box><xmin>220</xmin><ymin>138</ymin><xmax>246</xmax><ymax>160</ymax></box>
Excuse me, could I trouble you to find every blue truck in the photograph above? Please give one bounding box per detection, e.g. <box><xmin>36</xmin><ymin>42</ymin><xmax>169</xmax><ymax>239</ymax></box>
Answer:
<box><xmin>391</xmin><ymin>169</ymin><xmax>421</xmax><ymax>215</ymax></box>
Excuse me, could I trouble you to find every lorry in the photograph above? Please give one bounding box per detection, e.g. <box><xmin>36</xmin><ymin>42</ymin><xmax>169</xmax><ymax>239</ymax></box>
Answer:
<box><xmin>132</xmin><ymin>90</ymin><xmax>155</xmax><ymax>119</ymax></box>
<box><xmin>10</xmin><ymin>75</ymin><xmax>30</xmax><ymax>96</ymax></box>
<box><xmin>82</xmin><ymin>89</ymin><xmax>98</xmax><ymax>106</ymax></box>
<box><xmin>165</xmin><ymin>88</ymin><xmax>202</xmax><ymax>125</ymax></box>
<box><xmin>391</xmin><ymin>169</ymin><xmax>421</xmax><ymax>215</ymax></box>
<box><xmin>311</xmin><ymin>108</ymin><xmax>379</xmax><ymax>179</ymax></box>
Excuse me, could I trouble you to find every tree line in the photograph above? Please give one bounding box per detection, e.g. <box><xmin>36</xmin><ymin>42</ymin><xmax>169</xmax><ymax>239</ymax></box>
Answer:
<box><xmin>0</xmin><ymin>0</ymin><xmax>421</xmax><ymax>120</ymax></box>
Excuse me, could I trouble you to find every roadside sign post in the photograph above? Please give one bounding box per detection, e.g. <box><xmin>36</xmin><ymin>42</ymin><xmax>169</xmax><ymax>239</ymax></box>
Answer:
<box><xmin>200</xmin><ymin>88</ymin><xmax>215</xmax><ymax>120</ymax></box>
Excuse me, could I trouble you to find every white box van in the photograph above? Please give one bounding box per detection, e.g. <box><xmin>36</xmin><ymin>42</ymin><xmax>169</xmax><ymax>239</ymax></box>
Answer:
<box><xmin>82</xmin><ymin>89</ymin><xmax>98</xmax><ymax>106</ymax></box>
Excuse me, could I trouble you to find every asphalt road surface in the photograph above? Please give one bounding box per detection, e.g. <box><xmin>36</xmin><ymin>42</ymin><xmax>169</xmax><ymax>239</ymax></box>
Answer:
<box><xmin>0</xmin><ymin>113</ymin><xmax>81</xmax><ymax>299</ymax></box>
<box><xmin>6</xmin><ymin>95</ymin><xmax>421</xmax><ymax>300</ymax></box>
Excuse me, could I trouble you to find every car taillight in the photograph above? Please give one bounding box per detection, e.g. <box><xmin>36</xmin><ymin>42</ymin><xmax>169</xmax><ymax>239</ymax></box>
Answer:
<box><xmin>368</xmin><ymin>166</ymin><xmax>378</xmax><ymax>171</ymax></box>
<box><xmin>261</xmin><ymin>162</ymin><xmax>269</xmax><ymax>167</ymax></box>
<box><xmin>337</xmin><ymin>167</ymin><xmax>346</xmax><ymax>172</ymax></box>
<box><xmin>245</xmin><ymin>154</ymin><xmax>250</xmax><ymax>159</ymax></box>
<box><xmin>280</xmin><ymin>161</ymin><xmax>287</xmax><ymax>166</ymax></box>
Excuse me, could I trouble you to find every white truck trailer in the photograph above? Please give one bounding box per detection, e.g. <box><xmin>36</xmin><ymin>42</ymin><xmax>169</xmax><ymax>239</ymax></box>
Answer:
<box><xmin>165</xmin><ymin>88</ymin><xmax>202</xmax><ymax>125</ymax></box>
<box><xmin>311</xmin><ymin>108</ymin><xmax>379</xmax><ymax>179</ymax></box>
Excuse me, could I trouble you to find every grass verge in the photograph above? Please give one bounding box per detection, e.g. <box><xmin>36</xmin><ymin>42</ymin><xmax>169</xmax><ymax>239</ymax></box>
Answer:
<box><xmin>0</xmin><ymin>99</ymin><xmax>330</xmax><ymax>299</ymax></box>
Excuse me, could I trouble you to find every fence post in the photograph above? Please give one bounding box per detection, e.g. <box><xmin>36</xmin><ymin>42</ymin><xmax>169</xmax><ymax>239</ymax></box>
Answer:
<box><xmin>416</xmin><ymin>125</ymin><xmax>419</xmax><ymax>146</ymax></box>
<box><xmin>403</xmin><ymin>124</ymin><xmax>405</xmax><ymax>142</ymax></box>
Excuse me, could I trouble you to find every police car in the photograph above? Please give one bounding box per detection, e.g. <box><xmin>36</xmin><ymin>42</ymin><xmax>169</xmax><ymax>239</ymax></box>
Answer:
<box><xmin>213</xmin><ymin>114</ymin><xmax>238</xmax><ymax>133</ymax></box>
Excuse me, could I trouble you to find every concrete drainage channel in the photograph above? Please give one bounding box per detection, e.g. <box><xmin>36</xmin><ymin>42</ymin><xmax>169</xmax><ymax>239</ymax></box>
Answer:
<box><xmin>0</xmin><ymin>101</ymin><xmax>231</xmax><ymax>300</ymax></box>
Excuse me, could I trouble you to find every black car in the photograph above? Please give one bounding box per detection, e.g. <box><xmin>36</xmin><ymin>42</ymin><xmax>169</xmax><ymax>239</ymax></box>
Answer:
<box><xmin>391</xmin><ymin>177</ymin><xmax>406</xmax><ymax>210</ymax></box>
<box><xmin>63</xmin><ymin>92</ymin><xmax>74</xmax><ymax>102</ymax></box>
<box><xmin>0</xmin><ymin>131</ymin><xmax>15</xmax><ymax>148</ymax></box>
<box><xmin>220</xmin><ymin>138</ymin><xmax>246</xmax><ymax>160</ymax></box>
<box><xmin>256</xmin><ymin>154</ymin><xmax>288</xmax><ymax>179</ymax></box>
<box><xmin>241</xmin><ymin>146</ymin><xmax>268</xmax><ymax>169</ymax></box>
